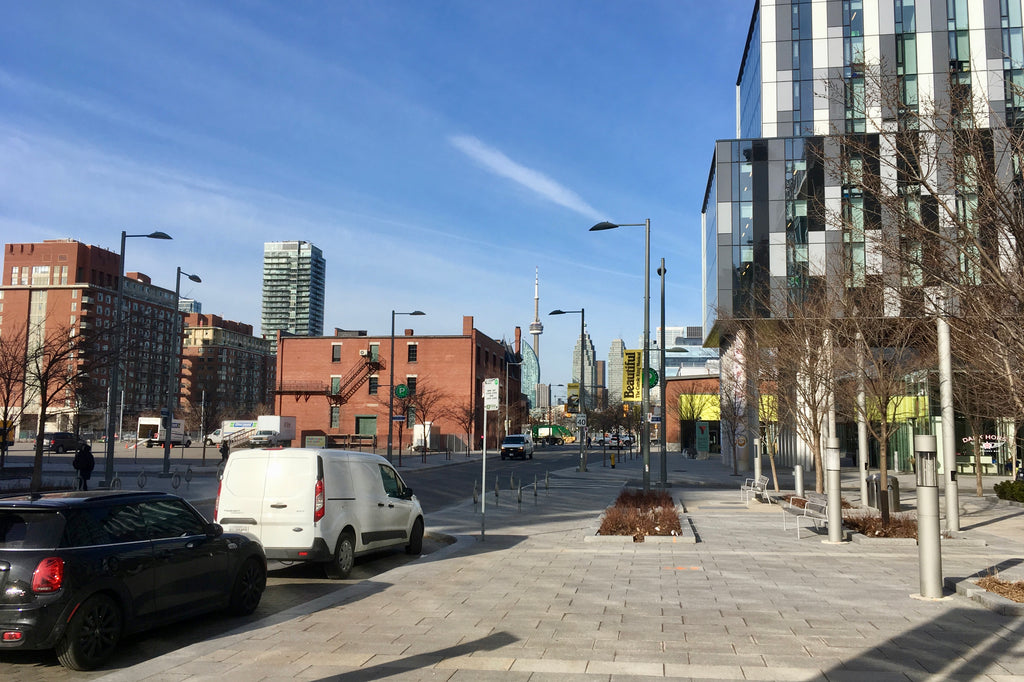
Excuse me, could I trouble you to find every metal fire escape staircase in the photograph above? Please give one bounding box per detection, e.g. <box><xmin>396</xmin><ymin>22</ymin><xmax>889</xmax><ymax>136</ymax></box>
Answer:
<box><xmin>276</xmin><ymin>356</ymin><xmax>383</xmax><ymax>405</ymax></box>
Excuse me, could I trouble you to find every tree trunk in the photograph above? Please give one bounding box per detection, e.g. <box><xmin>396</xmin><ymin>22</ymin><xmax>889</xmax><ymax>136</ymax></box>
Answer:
<box><xmin>878</xmin><ymin>422</ymin><xmax>891</xmax><ymax>526</ymax></box>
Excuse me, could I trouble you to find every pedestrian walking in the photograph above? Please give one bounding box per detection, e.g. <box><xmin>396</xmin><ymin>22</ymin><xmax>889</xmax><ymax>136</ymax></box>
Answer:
<box><xmin>219</xmin><ymin>441</ymin><xmax>230</xmax><ymax>462</ymax></box>
<box><xmin>73</xmin><ymin>442</ymin><xmax>95</xmax><ymax>490</ymax></box>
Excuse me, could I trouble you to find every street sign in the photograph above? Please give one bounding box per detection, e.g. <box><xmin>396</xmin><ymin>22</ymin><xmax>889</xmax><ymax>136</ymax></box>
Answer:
<box><xmin>392</xmin><ymin>415</ymin><xmax>406</xmax><ymax>422</ymax></box>
<box><xmin>575</xmin><ymin>415</ymin><xmax>586</xmax><ymax>427</ymax></box>
<box><xmin>647</xmin><ymin>368</ymin><xmax>659</xmax><ymax>388</ymax></box>
<box><xmin>483</xmin><ymin>377</ymin><xmax>500</xmax><ymax>411</ymax></box>
<box><xmin>394</xmin><ymin>384</ymin><xmax>408</xmax><ymax>398</ymax></box>
<box><xmin>650</xmin><ymin>415</ymin><xmax>661</xmax><ymax>424</ymax></box>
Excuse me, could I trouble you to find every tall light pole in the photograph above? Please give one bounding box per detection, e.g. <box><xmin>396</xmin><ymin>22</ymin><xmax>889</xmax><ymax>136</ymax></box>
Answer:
<box><xmin>504</xmin><ymin>360</ymin><xmax>523</xmax><ymax>438</ymax></box>
<box><xmin>657</xmin><ymin>258</ymin><xmax>667</xmax><ymax>486</ymax></box>
<box><xmin>102</xmin><ymin>230</ymin><xmax>172</xmax><ymax>488</ymax></box>
<box><xmin>549</xmin><ymin>308</ymin><xmax>586</xmax><ymax>472</ymax></box>
<box><xmin>163</xmin><ymin>267</ymin><xmax>201</xmax><ymax>476</ymax></box>
<box><xmin>591</xmin><ymin>219</ymin><xmax>651</xmax><ymax>491</ymax></box>
<box><xmin>387</xmin><ymin>310</ymin><xmax>425</xmax><ymax>463</ymax></box>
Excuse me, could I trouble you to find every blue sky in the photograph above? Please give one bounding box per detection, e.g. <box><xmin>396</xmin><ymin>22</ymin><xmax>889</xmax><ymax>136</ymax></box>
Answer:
<box><xmin>0</xmin><ymin>1</ymin><xmax>751</xmax><ymax>392</ymax></box>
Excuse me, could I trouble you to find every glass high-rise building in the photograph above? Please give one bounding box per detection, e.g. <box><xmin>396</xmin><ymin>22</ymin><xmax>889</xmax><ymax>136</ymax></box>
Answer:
<box><xmin>261</xmin><ymin>241</ymin><xmax>326</xmax><ymax>344</ymax></box>
<box><xmin>701</xmin><ymin>0</ymin><xmax>1024</xmax><ymax>470</ymax></box>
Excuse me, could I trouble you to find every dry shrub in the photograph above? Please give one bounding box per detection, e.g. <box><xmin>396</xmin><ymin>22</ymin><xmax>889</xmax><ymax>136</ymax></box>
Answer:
<box><xmin>598</xmin><ymin>489</ymin><xmax>682</xmax><ymax>539</ymax></box>
<box><xmin>977</xmin><ymin>574</ymin><xmax>1024</xmax><ymax>603</ymax></box>
<box><xmin>842</xmin><ymin>510</ymin><xmax>918</xmax><ymax>538</ymax></box>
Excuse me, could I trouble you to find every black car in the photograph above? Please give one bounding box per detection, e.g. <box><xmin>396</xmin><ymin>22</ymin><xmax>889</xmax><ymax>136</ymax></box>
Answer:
<box><xmin>42</xmin><ymin>432</ymin><xmax>85</xmax><ymax>454</ymax></box>
<box><xmin>0</xmin><ymin>490</ymin><xmax>266</xmax><ymax>670</ymax></box>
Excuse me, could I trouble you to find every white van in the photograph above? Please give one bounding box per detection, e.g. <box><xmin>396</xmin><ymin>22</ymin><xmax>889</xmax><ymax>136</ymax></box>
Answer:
<box><xmin>214</xmin><ymin>448</ymin><xmax>424</xmax><ymax>579</ymax></box>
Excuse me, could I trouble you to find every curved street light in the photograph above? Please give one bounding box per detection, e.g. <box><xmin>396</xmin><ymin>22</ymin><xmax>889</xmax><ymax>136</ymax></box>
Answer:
<box><xmin>387</xmin><ymin>310</ymin><xmax>425</xmax><ymax>463</ymax></box>
<box><xmin>103</xmin><ymin>230</ymin><xmax>172</xmax><ymax>487</ymax></box>
<box><xmin>163</xmin><ymin>267</ymin><xmax>201</xmax><ymax>476</ymax></box>
<box><xmin>549</xmin><ymin>308</ymin><xmax>586</xmax><ymax>472</ymax></box>
<box><xmin>590</xmin><ymin>219</ymin><xmax>652</xmax><ymax>491</ymax></box>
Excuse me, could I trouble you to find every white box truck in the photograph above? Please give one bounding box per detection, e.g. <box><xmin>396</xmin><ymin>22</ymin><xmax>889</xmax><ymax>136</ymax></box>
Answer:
<box><xmin>250</xmin><ymin>415</ymin><xmax>296</xmax><ymax>447</ymax></box>
<box><xmin>204</xmin><ymin>420</ymin><xmax>258</xmax><ymax>446</ymax></box>
<box><xmin>137</xmin><ymin>417</ymin><xmax>192</xmax><ymax>448</ymax></box>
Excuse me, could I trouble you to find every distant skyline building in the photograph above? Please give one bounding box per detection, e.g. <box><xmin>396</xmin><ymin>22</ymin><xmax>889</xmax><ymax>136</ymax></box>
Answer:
<box><xmin>528</xmin><ymin>267</ymin><xmax>543</xmax><ymax>363</ymax></box>
<box><xmin>571</xmin><ymin>326</ymin><xmax>597</xmax><ymax>410</ymax></box>
<box><xmin>607</xmin><ymin>339</ymin><xmax>625</xmax><ymax>405</ymax></box>
<box><xmin>261</xmin><ymin>241</ymin><xmax>326</xmax><ymax>346</ymax></box>
<box><xmin>520</xmin><ymin>340</ymin><xmax>539</xmax><ymax>409</ymax></box>
<box><xmin>178</xmin><ymin>298</ymin><xmax>202</xmax><ymax>314</ymax></box>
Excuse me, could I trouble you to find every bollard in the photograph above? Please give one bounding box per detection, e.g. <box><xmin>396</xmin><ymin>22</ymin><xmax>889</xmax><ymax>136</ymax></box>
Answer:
<box><xmin>510</xmin><ymin>472</ymin><xmax>515</xmax><ymax>490</ymax></box>
<box><xmin>545</xmin><ymin>470</ymin><xmax>550</xmax><ymax>490</ymax></box>
<box><xmin>826</xmin><ymin>438</ymin><xmax>844</xmax><ymax>543</ymax></box>
<box><xmin>534</xmin><ymin>475</ymin><xmax>538</xmax><ymax>498</ymax></box>
<box><xmin>517</xmin><ymin>485</ymin><xmax>523</xmax><ymax>507</ymax></box>
<box><xmin>494</xmin><ymin>477</ymin><xmax>499</xmax><ymax>504</ymax></box>
<box><xmin>915</xmin><ymin>435</ymin><xmax>943</xmax><ymax>598</ymax></box>
<box><xmin>473</xmin><ymin>479</ymin><xmax>479</xmax><ymax>505</ymax></box>
<box><xmin>794</xmin><ymin>464</ymin><xmax>804</xmax><ymax>498</ymax></box>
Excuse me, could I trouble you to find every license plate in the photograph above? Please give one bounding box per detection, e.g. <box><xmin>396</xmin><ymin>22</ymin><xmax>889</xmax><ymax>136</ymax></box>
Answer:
<box><xmin>227</xmin><ymin>526</ymin><xmax>251</xmax><ymax>533</ymax></box>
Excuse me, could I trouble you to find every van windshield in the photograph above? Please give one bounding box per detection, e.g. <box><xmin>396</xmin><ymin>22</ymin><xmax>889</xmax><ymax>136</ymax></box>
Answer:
<box><xmin>503</xmin><ymin>436</ymin><xmax>525</xmax><ymax>445</ymax></box>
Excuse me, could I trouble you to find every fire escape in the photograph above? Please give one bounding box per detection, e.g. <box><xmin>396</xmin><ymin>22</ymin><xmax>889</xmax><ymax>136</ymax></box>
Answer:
<box><xmin>275</xmin><ymin>355</ymin><xmax>384</xmax><ymax>405</ymax></box>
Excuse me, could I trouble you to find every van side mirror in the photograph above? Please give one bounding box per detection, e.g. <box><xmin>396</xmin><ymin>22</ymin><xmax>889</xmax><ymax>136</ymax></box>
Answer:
<box><xmin>400</xmin><ymin>487</ymin><xmax>414</xmax><ymax>500</ymax></box>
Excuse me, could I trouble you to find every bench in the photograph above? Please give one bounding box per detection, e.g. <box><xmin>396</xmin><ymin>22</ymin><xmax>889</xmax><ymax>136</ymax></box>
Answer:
<box><xmin>781</xmin><ymin>491</ymin><xmax>829</xmax><ymax>539</ymax></box>
<box><xmin>740</xmin><ymin>475</ymin><xmax>769</xmax><ymax>504</ymax></box>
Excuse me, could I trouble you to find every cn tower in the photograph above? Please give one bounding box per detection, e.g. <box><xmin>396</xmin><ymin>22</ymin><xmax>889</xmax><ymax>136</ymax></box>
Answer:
<box><xmin>528</xmin><ymin>267</ymin><xmax>543</xmax><ymax>362</ymax></box>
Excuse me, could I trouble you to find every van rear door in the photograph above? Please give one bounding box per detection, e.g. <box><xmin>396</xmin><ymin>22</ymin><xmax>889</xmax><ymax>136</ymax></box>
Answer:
<box><xmin>257</xmin><ymin>451</ymin><xmax>320</xmax><ymax>550</ymax></box>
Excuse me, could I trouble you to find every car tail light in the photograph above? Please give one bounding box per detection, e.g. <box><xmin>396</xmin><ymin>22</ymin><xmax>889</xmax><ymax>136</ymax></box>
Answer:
<box><xmin>214</xmin><ymin>480</ymin><xmax>222</xmax><ymax>520</ymax></box>
<box><xmin>313</xmin><ymin>478</ymin><xmax>325</xmax><ymax>522</ymax></box>
<box><xmin>32</xmin><ymin>557</ymin><xmax>64</xmax><ymax>593</ymax></box>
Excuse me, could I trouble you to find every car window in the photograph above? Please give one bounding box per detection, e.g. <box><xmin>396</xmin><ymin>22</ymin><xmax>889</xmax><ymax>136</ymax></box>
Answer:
<box><xmin>63</xmin><ymin>504</ymin><xmax>148</xmax><ymax>546</ymax></box>
<box><xmin>378</xmin><ymin>464</ymin><xmax>404</xmax><ymax>498</ymax></box>
<box><xmin>136</xmin><ymin>498</ymin><xmax>206</xmax><ymax>539</ymax></box>
<box><xmin>0</xmin><ymin>511</ymin><xmax>64</xmax><ymax>549</ymax></box>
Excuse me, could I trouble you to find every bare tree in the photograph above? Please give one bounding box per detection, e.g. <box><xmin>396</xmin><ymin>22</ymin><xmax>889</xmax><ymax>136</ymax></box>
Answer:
<box><xmin>409</xmin><ymin>383</ymin><xmax>450</xmax><ymax>456</ymax></box>
<box><xmin>448</xmin><ymin>398</ymin><xmax>478</xmax><ymax>455</ymax></box>
<box><xmin>18</xmin><ymin>320</ymin><xmax>109</xmax><ymax>491</ymax></box>
<box><xmin>0</xmin><ymin>326</ymin><xmax>32</xmax><ymax>468</ymax></box>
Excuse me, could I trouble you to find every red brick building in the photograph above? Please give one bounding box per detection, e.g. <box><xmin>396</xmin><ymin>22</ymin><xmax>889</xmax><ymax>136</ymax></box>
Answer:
<box><xmin>274</xmin><ymin>316</ymin><xmax>522</xmax><ymax>453</ymax></box>
<box><xmin>181</xmin><ymin>314</ymin><xmax>275</xmax><ymax>425</ymax></box>
<box><xmin>1</xmin><ymin>240</ymin><xmax>179</xmax><ymax>436</ymax></box>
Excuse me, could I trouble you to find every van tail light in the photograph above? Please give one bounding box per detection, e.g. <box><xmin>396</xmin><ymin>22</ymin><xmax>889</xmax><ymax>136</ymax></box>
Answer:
<box><xmin>32</xmin><ymin>557</ymin><xmax>64</xmax><ymax>593</ymax></box>
<box><xmin>313</xmin><ymin>478</ymin><xmax>325</xmax><ymax>522</ymax></box>
<box><xmin>214</xmin><ymin>479</ymin><xmax>223</xmax><ymax>520</ymax></box>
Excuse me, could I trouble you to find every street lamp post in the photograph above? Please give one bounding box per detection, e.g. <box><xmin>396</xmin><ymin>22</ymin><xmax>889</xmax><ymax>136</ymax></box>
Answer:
<box><xmin>163</xmin><ymin>267</ymin><xmax>201</xmax><ymax>476</ymax></box>
<box><xmin>102</xmin><ymin>230</ymin><xmax>172</xmax><ymax>488</ymax></box>
<box><xmin>657</xmin><ymin>258</ymin><xmax>667</xmax><ymax>486</ymax></box>
<box><xmin>591</xmin><ymin>219</ymin><xmax>651</xmax><ymax>491</ymax></box>
<box><xmin>504</xmin><ymin>360</ymin><xmax>523</xmax><ymax>438</ymax></box>
<box><xmin>549</xmin><ymin>308</ymin><xmax>586</xmax><ymax>472</ymax></box>
<box><xmin>387</xmin><ymin>310</ymin><xmax>425</xmax><ymax>463</ymax></box>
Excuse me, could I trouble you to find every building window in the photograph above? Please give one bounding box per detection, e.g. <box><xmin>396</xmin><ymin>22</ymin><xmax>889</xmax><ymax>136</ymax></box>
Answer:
<box><xmin>330</xmin><ymin>376</ymin><xmax>341</xmax><ymax>394</ymax></box>
<box><xmin>368</xmin><ymin>376</ymin><xmax>378</xmax><ymax>395</ymax></box>
<box><xmin>330</xmin><ymin>406</ymin><xmax>340</xmax><ymax>429</ymax></box>
<box><xmin>332</xmin><ymin>344</ymin><xmax>341</xmax><ymax>362</ymax></box>
<box><xmin>407</xmin><ymin>343</ymin><xmax>418</xmax><ymax>362</ymax></box>
<box><xmin>406</xmin><ymin>376</ymin><xmax>417</xmax><ymax>394</ymax></box>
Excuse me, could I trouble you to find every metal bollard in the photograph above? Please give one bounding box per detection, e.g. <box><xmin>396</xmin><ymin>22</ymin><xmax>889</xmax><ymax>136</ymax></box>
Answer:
<box><xmin>509</xmin><ymin>472</ymin><xmax>515</xmax><ymax>490</ymax></box>
<box><xmin>545</xmin><ymin>470</ymin><xmax>550</xmax><ymax>490</ymax></box>
<box><xmin>473</xmin><ymin>479</ymin><xmax>479</xmax><ymax>505</ymax></box>
<box><xmin>794</xmin><ymin>464</ymin><xmax>804</xmax><ymax>498</ymax></box>
<box><xmin>494</xmin><ymin>477</ymin><xmax>499</xmax><ymax>506</ymax></box>
<box><xmin>534</xmin><ymin>475</ymin><xmax>538</xmax><ymax>498</ymax></box>
<box><xmin>517</xmin><ymin>485</ymin><xmax>522</xmax><ymax>507</ymax></box>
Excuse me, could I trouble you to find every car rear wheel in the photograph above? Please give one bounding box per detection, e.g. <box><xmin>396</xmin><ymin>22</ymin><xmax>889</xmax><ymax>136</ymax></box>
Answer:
<box><xmin>228</xmin><ymin>557</ymin><xmax>266</xmax><ymax>615</ymax></box>
<box><xmin>55</xmin><ymin>444</ymin><xmax>66</xmax><ymax>454</ymax></box>
<box><xmin>406</xmin><ymin>518</ymin><xmax>424</xmax><ymax>555</ymax></box>
<box><xmin>56</xmin><ymin>593</ymin><xmax>122</xmax><ymax>671</ymax></box>
<box><xmin>325</xmin><ymin>531</ymin><xmax>355</xmax><ymax>579</ymax></box>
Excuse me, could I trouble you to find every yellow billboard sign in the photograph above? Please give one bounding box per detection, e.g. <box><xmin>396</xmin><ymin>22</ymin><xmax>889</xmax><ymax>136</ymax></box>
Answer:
<box><xmin>622</xmin><ymin>350</ymin><xmax>643</xmax><ymax>403</ymax></box>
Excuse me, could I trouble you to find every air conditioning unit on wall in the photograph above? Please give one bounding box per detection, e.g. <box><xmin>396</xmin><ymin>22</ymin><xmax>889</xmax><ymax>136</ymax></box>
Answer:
<box><xmin>358</xmin><ymin>349</ymin><xmax>369</xmax><ymax>357</ymax></box>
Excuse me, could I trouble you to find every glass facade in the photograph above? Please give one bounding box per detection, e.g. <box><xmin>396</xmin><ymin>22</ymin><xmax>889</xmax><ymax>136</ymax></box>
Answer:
<box><xmin>261</xmin><ymin>241</ymin><xmax>326</xmax><ymax>344</ymax></box>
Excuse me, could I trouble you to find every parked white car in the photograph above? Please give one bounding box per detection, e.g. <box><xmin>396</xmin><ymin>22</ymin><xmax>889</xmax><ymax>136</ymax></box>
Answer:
<box><xmin>214</xmin><ymin>448</ymin><xmax>424</xmax><ymax>579</ymax></box>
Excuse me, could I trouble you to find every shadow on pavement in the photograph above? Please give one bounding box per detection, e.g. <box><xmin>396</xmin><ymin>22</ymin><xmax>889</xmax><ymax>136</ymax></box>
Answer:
<box><xmin>325</xmin><ymin>631</ymin><xmax>519</xmax><ymax>681</ymax></box>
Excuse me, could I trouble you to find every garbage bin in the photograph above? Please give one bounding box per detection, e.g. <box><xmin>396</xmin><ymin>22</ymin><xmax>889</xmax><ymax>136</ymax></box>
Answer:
<box><xmin>888</xmin><ymin>477</ymin><xmax>901</xmax><ymax>512</ymax></box>
<box><xmin>867</xmin><ymin>473</ymin><xmax>880</xmax><ymax>508</ymax></box>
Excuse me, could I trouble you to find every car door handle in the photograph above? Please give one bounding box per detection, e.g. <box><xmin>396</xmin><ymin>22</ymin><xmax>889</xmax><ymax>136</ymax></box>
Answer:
<box><xmin>270</xmin><ymin>503</ymin><xmax>287</xmax><ymax>508</ymax></box>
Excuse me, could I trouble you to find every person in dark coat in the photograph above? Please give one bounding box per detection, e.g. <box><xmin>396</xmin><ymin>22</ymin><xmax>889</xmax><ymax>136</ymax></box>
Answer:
<box><xmin>219</xmin><ymin>441</ymin><xmax>230</xmax><ymax>462</ymax></box>
<box><xmin>73</xmin><ymin>442</ymin><xmax>95</xmax><ymax>490</ymax></box>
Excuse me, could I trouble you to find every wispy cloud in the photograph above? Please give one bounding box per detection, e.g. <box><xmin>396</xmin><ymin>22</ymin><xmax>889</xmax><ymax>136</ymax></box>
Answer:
<box><xmin>449</xmin><ymin>134</ymin><xmax>603</xmax><ymax>221</ymax></box>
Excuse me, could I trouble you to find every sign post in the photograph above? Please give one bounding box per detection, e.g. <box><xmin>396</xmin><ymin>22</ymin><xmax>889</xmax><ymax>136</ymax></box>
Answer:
<box><xmin>481</xmin><ymin>378</ymin><xmax>500</xmax><ymax>539</ymax></box>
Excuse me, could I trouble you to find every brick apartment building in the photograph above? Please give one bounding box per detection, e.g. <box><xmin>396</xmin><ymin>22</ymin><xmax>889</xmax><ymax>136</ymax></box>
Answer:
<box><xmin>181</xmin><ymin>313</ymin><xmax>276</xmax><ymax>425</ymax></box>
<box><xmin>274</xmin><ymin>316</ymin><xmax>523</xmax><ymax>452</ymax></box>
<box><xmin>1</xmin><ymin>240</ymin><xmax>179</xmax><ymax>436</ymax></box>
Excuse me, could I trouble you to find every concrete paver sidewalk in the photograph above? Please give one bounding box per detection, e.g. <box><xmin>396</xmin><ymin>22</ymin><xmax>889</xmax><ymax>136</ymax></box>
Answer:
<box><xmin>84</xmin><ymin>453</ymin><xmax>1024</xmax><ymax>681</ymax></box>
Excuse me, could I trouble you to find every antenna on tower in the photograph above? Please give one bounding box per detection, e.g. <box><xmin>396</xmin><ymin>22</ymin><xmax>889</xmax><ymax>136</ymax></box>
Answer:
<box><xmin>528</xmin><ymin>266</ymin><xmax>543</xmax><ymax>361</ymax></box>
